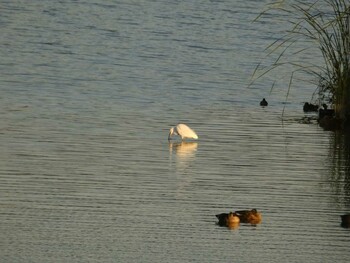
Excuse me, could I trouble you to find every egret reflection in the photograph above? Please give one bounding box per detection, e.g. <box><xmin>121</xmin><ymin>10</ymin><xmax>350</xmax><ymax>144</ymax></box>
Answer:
<box><xmin>169</xmin><ymin>141</ymin><xmax>198</xmax><ymax>198</ymax></box>
<box><xmin>169</xmin><ymin>141</ymin><xmax>198</xmax><ymax>157</ymax></box>
<box><xmin>169</xmin><ymin>141</ymin><xmax>198</xmax><ymax>170</ymax></box>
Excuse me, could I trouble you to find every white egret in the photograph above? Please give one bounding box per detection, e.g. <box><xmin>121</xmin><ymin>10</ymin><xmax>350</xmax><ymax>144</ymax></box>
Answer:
<box><xmin>168</xmin><ymin>123</ymin><xmax>198</xmax><ymax>141</ymax></box>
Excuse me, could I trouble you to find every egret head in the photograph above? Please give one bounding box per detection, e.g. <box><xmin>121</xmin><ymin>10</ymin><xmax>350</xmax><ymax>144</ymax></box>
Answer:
<box><xmin>168</xmin><ymin>127</ymin><xmax>175</xmax><ymax>140</ymax></box>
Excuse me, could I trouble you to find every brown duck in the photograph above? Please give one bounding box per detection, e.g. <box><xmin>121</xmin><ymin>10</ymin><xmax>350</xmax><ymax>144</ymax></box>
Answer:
<box><xmin>235</xmin><ymin>209</ymin><xmax>262</xmax><ymax>224</ymax></box>
<box><xmin>216</xmin><ymin>212</ymin><xmax>240</xmax><ymax>227</ymax></box>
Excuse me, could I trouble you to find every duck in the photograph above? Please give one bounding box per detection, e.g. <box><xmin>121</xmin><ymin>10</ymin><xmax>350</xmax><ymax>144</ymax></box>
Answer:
<box><xmin>340</xmin><ymin>214</ymin><xmax>350</xmax><ymax>228</ymax></box>
<box><xmin>303</xmin><ymin>102</ymin><xmax>319</xmax><ymax>112</ymax></box>
<box><xmin>260</xmin><ymin>98</ymin><xmax>268</xmax><ymax>107</ymax></box>
<box><xmin>216</xmin><ymin>212</ymin><xmax>240</xmax><ymax>227</ymax></box>
<box><xmin>235</xmin><ymin>209</ymin><xmax>262</xmax><ymax>224</ymax></box>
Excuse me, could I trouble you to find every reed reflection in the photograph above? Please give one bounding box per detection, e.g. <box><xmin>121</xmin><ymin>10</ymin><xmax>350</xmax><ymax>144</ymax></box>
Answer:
<box><xmin>328</xmin><ymin>130</ymin><xmax>350</xmax><ymax>207</ymax></box>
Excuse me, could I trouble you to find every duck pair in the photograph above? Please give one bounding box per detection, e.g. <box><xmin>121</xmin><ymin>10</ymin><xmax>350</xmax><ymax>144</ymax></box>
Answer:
<box><xmin>216</xmin><ymin>209</ymin><xmax>262</xmax><ymax>227</ymax></box>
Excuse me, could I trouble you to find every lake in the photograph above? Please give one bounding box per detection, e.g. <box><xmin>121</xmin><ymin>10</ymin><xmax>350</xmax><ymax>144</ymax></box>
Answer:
<box><xmin>1</xmin><ymin>0</ymin><xmax>350</xmax><ymax>262</ymax></box>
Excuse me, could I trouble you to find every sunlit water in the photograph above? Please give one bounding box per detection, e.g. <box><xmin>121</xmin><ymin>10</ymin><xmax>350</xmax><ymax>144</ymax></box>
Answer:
<box><xmin>1</xmin><ymin>1</ymin><xmax>350</xmax><ymax>262</ymax></box>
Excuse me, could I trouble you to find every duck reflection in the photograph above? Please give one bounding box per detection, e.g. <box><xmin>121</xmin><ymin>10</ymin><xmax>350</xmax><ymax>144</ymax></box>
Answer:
<box><xmin>227</xmin><ymin>222</ymin><xmax>240</xmax><ymax>230</ymax></box>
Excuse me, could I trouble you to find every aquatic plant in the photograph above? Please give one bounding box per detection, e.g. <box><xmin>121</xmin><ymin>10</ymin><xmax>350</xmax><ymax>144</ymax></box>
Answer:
<box><xmin>251</xmin><ymin>0</ymin><xmax>350</xmax><ymax>127</ymax></box>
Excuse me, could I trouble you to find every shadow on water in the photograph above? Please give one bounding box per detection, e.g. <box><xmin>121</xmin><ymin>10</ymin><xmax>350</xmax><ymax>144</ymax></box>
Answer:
<box><xmin>328</xmin><ymin>129</ymin><xmax>350</xmax><ymax>208</ymax></box>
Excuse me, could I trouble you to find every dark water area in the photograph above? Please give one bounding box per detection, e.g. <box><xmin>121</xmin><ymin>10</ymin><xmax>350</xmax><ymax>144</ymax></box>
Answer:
<box><xmin>1</xmin><ymin>0</ymin><xmax>350</xmax><ymax>262</ymax></box>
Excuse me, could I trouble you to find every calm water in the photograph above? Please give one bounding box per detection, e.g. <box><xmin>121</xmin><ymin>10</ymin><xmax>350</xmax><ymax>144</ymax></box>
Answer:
<box><xmin>1</xmin><ymin>0</ymin><xmax>350</xmax><ymax>262</ymax></box>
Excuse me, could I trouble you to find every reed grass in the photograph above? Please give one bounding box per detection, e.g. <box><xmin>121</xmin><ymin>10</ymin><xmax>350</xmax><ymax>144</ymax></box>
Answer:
<box><xmin>252</xmin><ymin>0</ymin><xmax>350</xmax><ymax>123</ymax></box>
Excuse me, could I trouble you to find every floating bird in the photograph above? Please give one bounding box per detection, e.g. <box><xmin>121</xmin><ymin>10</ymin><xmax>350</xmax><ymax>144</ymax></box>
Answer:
<box><xmin>226</xmin><ymin>212</ymin><xmax>240</xmax><ymax>226</ymax></box>
<box><xmin>319</xmin><ymin>106</ymin><xmax>335</xmax><ymax>120</ymax></box>
<box><xmin>168</xmin><ymin>123</ymin><xmax>198</xmax><ymax>141</ymax></box>
<box><xmin>303</xmin><ymin>102</ymin><xmax>318</xmax><ymax>112</ymax></box>
<box><xmin>340</xmin><ymin>214</ymin><xmax>350</xmax><ymax>228</ymax></box>
<box><xmin>216</xmin><ymin>212</ymin><xmax>240</xmax><ymax>228</ymax></box>
<box><xmin>260</xmin><ymin>98</ymin><xmax>268</xmax><ymax>107</ymax></box>
<box><xmin>216</xmin><ymin>213</ymin><xmax>229</xmax><ymax>226</ymax></box>
<box><xmin>235</xmin><ymin>209</ymin><xmax>262</xmax><ymax>224</ymax></box>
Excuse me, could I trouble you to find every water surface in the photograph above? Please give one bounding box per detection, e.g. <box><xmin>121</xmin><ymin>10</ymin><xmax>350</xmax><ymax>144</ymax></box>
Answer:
<box><xmin>1</xmin><ymin>1</ymin><xmax>350</xmax><ymax>262</ymax></box>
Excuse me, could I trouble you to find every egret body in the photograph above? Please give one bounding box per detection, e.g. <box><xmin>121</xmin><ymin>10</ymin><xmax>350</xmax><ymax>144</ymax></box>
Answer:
<box><xmin>168</xmin><ymin>123</ymin><xmax>198</xmax><ymax>141</ymax></box>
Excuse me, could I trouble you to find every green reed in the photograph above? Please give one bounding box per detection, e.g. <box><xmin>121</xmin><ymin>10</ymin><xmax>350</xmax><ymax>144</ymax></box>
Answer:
<box><xmin>252</xmin><ymin>0</ymin><xmax>350</xmax><ymax>121</ymax></box>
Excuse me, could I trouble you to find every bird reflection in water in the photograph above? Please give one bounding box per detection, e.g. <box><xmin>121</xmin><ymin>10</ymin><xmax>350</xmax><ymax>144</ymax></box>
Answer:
<box><xmin>169</xmin><ymin>141</ymin><xmax>198</xmax><ymax>159</ymax></box>
<box><xmin>169</xmin><ymin>141</ymin><xmax>198</xmax><ymax>170</ymax></box>
<box><xmin>169</xmin><ymin>141</ymin><xmax>198</xmax><ymax>198</ymax></box>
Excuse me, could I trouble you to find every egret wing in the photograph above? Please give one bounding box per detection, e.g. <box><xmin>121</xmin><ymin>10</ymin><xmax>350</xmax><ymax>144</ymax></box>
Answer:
<box><xmin>176</xmin><ymin>124</ymin><xmax>198</xmax><ymax>139</ymax></box>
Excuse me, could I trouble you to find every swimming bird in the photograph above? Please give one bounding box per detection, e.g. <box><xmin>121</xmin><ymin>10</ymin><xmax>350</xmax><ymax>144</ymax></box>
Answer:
<box><xmin>216</xmin><ymin>212</ymin><xmax>240</xmax><ymax>227</ymax></box>
<box><xmin>168</xmin><ymin>123</ymin><xmax>198</xmax><ymax>141</ymax></box>
<box><xmin>303</xmin><ymin>102</ymin><xmax>318</xmax><ymax>112</ymax></box>
<box><xmin>235</xmin><ymin>209</ymin><xmax>262</xmax><ymax>224</ymax></box>
<box><xmin>340</xmin><ymin>214</ymin><xmax>350</xmax><ymax>228</ymax></box>
<box><xmin>260</xmin><ymin>98</ymin><xmax>268</xmax><ymax>107</ymax></box>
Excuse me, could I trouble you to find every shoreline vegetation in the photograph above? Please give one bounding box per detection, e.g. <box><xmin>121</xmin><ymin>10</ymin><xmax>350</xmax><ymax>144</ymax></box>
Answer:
<box><xmin>251</xmin><ymin>0</ymin><xmax>350</xmax><ymax>131</ymax></box>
